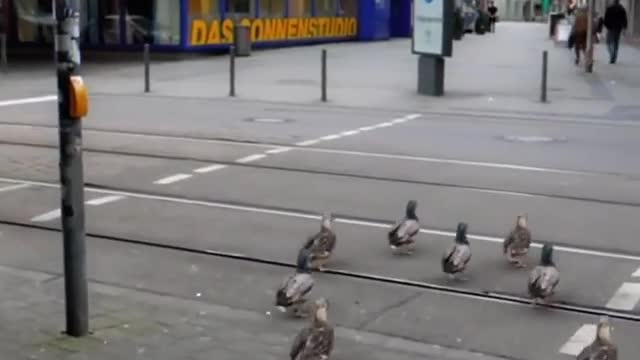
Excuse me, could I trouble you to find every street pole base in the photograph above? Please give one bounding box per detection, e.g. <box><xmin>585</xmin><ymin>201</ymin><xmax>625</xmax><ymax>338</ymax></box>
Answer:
<box><xmin>417</xmin><ymin>55</ymin><xmax>445</xmax><ymax>97</ymax></box>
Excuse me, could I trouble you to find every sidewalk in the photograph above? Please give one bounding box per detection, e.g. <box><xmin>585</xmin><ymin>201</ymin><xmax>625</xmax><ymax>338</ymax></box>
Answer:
<box><xmin>1</xmin><ymin>22</ymin><xmax>639</xmax><ymax>119</ymax></box>
<box><xmin>1</xmin><ymin>264</ymin><xmax>497</xmax><ymax>360</ymax></box>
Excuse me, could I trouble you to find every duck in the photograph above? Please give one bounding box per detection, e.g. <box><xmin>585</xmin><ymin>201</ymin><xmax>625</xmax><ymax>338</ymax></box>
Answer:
<box><xmin>388</xmin><ymin>200</ymin><xmax>420</xmax><ymax>255</ymax></box>
<box><xmin>442</xmin><ymin>222</ymin><xmax>472</xmax><ymax>280</ymax></box>
<box><xmin>576</xmin><ymin>316</ymin><xmax>617</xmax><ymax>360</ymax></box>
<box><xmin>503</xmin><ymin>213</ymin><xmax>532</xmax><ymax>268</ymax></box>
<box><xmin>527</xmin><ymin>244</ymin><xmax>560</xmax><ymax>305</ymax></box>
<box><xmin>302</xmin><ymin>212</ymin><xmax>336</xmax><ymax>272</ymax></box>
<box><xmin>289</xmin><ymin>297</ymin><xmax>334</xmax><ymax>360</ymax></box>
<box><xmin>276</xmin><ymin>248</ymin><xmax>315</xmax><ymax>317</ymax></box>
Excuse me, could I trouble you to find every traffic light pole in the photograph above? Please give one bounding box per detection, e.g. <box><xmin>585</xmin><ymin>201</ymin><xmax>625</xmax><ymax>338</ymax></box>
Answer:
<box><xmin>54</xmin><ymin>0</ymin><xmax>89</xmax><ymax>337</ymax></box>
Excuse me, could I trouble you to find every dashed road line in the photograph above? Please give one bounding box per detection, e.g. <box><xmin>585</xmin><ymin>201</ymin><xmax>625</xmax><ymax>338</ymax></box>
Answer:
<box><xmin>559</xmin><ymin>324</ymin><xmax>596</xmax><ymax>356</ymax></box>
<box><xmin>295</xmin><ymin>139</ymin><xmax>321</xmax><ymax>146</ymax></box>
<box><xmin>340</xmin><ymin>130</ymin><xmax>360</xmax><ymax>136</ymax></box>
<box><xmin>31</xmin><ymin>209</ymin><xmax>62</xmax><ymax>223</ymax></box>
<box><xmin>265</xmin><ymin>147</ymin><xmax>292</xmax><ymax>154</ymax></box>
<box><xmin>605</xmin><ymin>282</ymin><xmax>640</xmax><ymax>310</ymax></box>
<box><xmin>0</xmin><ymin>95</ymin><xmax>58</xmax><ymax>107</ymax></box>
<box><xmin>320</xmin><ymin>134</ymin><xmax>342</xmax><ymax>141</ymax></box>
<box><xmin>374</xmin><ymin>122</ymin><xmax>393</xmax><ymax>128</ymax></box>
<box><xmin>0</xmin><ymin>183</ymin><xmax>31</xmax><ymax>193</ymax></box>
<box><xmin>235</xmin><ymin>154</ymin><xmax>268</xmax><ymax>163</ymax></box>
<box><xmin>359</xmin><ymin>126</ymin><xmax>375</xmax><ymax>131</ymax></box>
<box><xmin>153</xmin><ymin>174</ymin><xmax>193</xmax><ymax>185</ymax></box>
<box><xmin>193</xmin><ymin>164</ymin><xmax>228</xmax><ymax>174</ymax></box>
<box><xmin>86</xmin><ymin>195</ymin><xmax>126</xmax><ymax>206</ymax></box>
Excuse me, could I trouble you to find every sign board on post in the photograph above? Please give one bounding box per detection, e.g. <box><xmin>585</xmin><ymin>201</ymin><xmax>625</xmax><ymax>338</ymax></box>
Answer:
<box><xmin>412</xmin><ymin>0</ymin><xmax>454</xmax><ymax>57</ymax></box>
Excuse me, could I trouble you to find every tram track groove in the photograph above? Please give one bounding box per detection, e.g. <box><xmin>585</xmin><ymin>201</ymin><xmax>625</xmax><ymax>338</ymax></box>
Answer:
<box><xmin>1</xmin><ymin>140</ymin><xmax>640</xmax><ymax>208</ymax></box>
<box><xmin>0</xmin><ymin>217</ymin><xmax>638</xmax><ymax>323</ymax></box>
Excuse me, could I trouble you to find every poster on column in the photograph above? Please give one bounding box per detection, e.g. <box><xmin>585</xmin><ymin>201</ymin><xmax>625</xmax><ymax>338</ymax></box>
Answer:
<box><xmin>412</xmin><ymin>0</ymin><xmax>453</xmax><ymax>56</ymax></box>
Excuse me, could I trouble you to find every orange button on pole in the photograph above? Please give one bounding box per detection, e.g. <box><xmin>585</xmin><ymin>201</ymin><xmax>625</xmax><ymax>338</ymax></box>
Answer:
<box><xmin>69</xmin><ymin>75</ymin><xmax>89</xmax><ymax>119</ymax></box>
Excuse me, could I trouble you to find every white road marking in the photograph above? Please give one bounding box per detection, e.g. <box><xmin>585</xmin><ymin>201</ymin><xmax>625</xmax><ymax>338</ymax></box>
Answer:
<box><xmin>559</xmin><ymin>324</ymin><xmax>596</xmax><ymax>356</ymax></box>
<box><xmin>265</xmin><ymin>147</ymin><xmax>292</xmax><ymax>154</ymax></box>
<box><xmin>605</xmin><ymin>283</ymin><xmax>640</xmax><ymax>310</ymax></box>
<box><xmin>391</xmin><ymin>118</ymin><xmax>409</xmax><ymax>124</ymax></box>
<box><xmin>295</xmin><ymin>139</ymin><xmax>320</xmax><ymax>146</ymax></box>
<box><xmin>31</xmin><ymin>209</ymin><xmax>62</xmax><ymax>222</ymax></box>
<box><xmin>320</xmin><ymin>134</ymin><xmax>341</xmax><ymax>141</ymax></box>
<box><xmin>86</xmin><ymin>195</ymin><xmax>126</xmax><ymax>206</ymax></box>
<box><xmin>295</xmin><ymin>147</ymin><xmax>588</xmax><ymax>175</ymax></box>
<box><xmin>2</xmin><ymin>176</ymin><xmax>636</xmax><ymax>263</ymax></box>
<box><xmin>153</xmin><ymin>174</ymin><xmax>193</xmax><ymax>185</ymax></box>
<box><xmin>0</xmin><ymin>183</ymin><xmax>31</xmax><ymax>193</ymax></box>
<box><xmin>359</xmin><ymin>126</ymin><xmax>375</xmax><ymax>131</ymax></box>
<box><xmin>405</xmin><ymin>114</ymin><xmax>423</xmax><ymax>120</ymax></box>
<box><xmin>633</xmin><ymin>267</ymin><xmax>640</xmax><ymax>277</ymax></box>
<box><xmin>0</xmin><ymin>95</ymin><xmax>58</xmax><ymax>107</ymax></box>
<box><xmin>235</xmin><ymin>154</ymin><xmax>267</xmax><ymax>163</ymax></box>
<box><xmin>374</xmin><ymin>122</ymin><xmax>393</xmax><ymax>128</ymax></box>
<box><xmin>340</xmin><ymin>130</ymin><xmax>360</xmax><ymax>136</ymax></box>
<box><xmin>193</xmin><ymin>164</ymin><xmax>228</xmax><ymax>173</ymax></box>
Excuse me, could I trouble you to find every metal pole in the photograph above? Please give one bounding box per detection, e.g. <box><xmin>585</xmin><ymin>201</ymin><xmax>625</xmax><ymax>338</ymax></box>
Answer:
<box><xmin>144</xmin><ymin>43</ymin><xmax>150</xmax><ymax>92</ymax></box>
<box><xmin>321</xmin><ymin>49</ymin><xmax>327</xmax><ymax>102</ymax></box>
<box><xmin>54</xmin><ymin>0</ymin><xmax>88</xmax><ymax>337</ymax></box>
<box><xmin>540</xmin><ymin>50</ymin><xmax>548</xmax><ymax>103</ymax></box>
<box><xmin>585</xmin><ymin>0</ymin><xmax>594</xmax><ymax>73</ymax></box>
<box><xmin>229</xmin><ymin>45</ymin><xmax>236</xmax><ymax>97</ymax></box>
<box><xmin>0</xmin><ymin>33</ymin><xmax>7</xmax><ymax>73</ymax></box>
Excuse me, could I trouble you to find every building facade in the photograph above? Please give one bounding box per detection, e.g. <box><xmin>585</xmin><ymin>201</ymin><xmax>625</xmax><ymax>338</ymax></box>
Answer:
<box><xmin>0</xmin><ymin>0</ymin><xmax>417</xmax><ymax>52</ymax></box>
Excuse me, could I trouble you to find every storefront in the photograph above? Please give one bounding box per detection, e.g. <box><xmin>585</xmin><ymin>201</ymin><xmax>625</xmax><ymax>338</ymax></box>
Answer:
<box><xmin>1</xmin><ymin>0</ymin><xmax>414</xmax><ymax>52</ymax></box>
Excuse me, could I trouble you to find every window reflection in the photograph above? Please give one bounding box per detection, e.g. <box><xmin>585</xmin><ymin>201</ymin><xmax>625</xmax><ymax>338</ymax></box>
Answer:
<box><xmin>190</xmin><ymin>0</ymin><xmax>220</xmax><ymax>19</ymax></box>
<box><xmin>289</xmin><ymin>0</ymin><xmax>312</xmax><ymax>17</ymax></box>
<box><xmin>259</xmin><ymin>0</ymin><xmax>286</xmax><ymax>18</ymax></box>
<box><xmin>338</xmin><ymin>0</ymin><xmax>358</xmax><ymax>17</ymax></box>
<box><xmin>125</xmin><ymin>0</ymin><xmax>180</xmax><ymax>45</ymax></box>
<box><xmin>315</xmin><ymin>0</ymin><xmax>337</xmax><ymax>16</ymax></box>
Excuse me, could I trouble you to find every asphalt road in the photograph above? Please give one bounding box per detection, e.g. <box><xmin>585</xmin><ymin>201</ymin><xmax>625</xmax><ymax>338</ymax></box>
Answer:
<box><xmin>1</xmin><ymin>94</ymin><xmax>639</xmax><ymax>359</ymax></box>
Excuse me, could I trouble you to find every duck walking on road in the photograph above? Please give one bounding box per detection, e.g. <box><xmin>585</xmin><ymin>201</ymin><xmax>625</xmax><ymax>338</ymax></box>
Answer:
<box><xmin>276</xmin><ymin>248</ymin><xmax>315</xmax><ymax>317</ymax></box>
<box><xmin>503</xmin><ymin>214</ymin><xmax>532</xmax><ymax>268</ymax></box>
<box><xmin>527</xmin><ymin>244</ymin><xmax>560</xmax><ymax>305</ymax></box>
<box><xmin>388</xmin><ymin>200</ymin><xmax>420</xmax><ymax>255</ymax></box>
<box><xmin>303</xmin><ymin>212</ymin><xmax>337</xmax><ymax>272</ymax></box>
<box><xmin>576</xmin><ymin>316</ymin><xmax>617</xmax><ymax>360</ymax></box>
<box><xmin>442</xmin><ymin>222</ymin><xmax>472</xmax><ymax>280</ymax></box>
<box><xmin>289</xmin><ymin>298</ymin><xmax>335</xmax><ymax>360</ymax></box>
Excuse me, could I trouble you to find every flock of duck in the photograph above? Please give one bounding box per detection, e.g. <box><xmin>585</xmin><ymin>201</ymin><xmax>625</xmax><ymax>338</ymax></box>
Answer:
<box><xmin>277</xmin><ymin>201</ymin><xmax>617</xmax><ymax>360</ymax></box>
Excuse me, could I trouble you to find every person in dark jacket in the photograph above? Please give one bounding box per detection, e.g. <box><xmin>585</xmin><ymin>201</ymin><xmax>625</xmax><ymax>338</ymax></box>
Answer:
<box><xmin>603</xmin><ymin>0</ymin><xmax>628</xmax><ymax>64</ymax></box>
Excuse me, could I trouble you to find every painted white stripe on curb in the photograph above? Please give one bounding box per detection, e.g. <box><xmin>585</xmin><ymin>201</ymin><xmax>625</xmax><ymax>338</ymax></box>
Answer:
<box><xmin>31</xmin><ymin>209</ymin><xmax>62</xmax><ymax>222</ymax></box>
<box><xmin>0</xmin><ymin>95</ymin><xmax>57</xmax><ymax>107</ymax></box>
<box><xmin>86</xmin><ymin>195</ymin><xmax>126</xmax><ymax>206</ymax></box>
<box><xmin>194</xmin><ymin>164</ymin><xmax>228</xmax><ymax>173</ymax></box>
<box><xmin>153</xmin><ymin>174</ymin><xmax>193</xmax><ymax>185</ymax></box>
<box><xmin>235</xmin><ymin>154</ymin><xmax>267</xmax><ymax>163</ymax></box>
<box><xmin>0</xmin><ymin>183</ymin><xmax>31</xmax><ymax>193</ymax></box>
<box><xmin>605</xmin><ymin>283</ymin><xmax>640</xmax><ymax>310</ymax></box>
<box><xmin>265</xmin><ymin>147</ymin><xmax>292</xmax><ymax>154</ymax></box>
<box><xmin>559</xmin><ymin>324</ymin><xmax>596</xmax><ymax>355</ymax></box>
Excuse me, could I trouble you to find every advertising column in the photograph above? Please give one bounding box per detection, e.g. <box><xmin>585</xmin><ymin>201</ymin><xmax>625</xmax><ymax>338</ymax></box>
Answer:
<box><xmin>412</xmin><ymin>0</ymin><xmax>454</xmax><ymax>96</ymax></box>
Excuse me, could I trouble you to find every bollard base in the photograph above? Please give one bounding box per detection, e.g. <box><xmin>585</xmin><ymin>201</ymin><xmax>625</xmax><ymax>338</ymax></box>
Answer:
<box><xmin>417</xmin><ymin>55</ymin><xmax>445</xmax><ymax>97</ymax></box>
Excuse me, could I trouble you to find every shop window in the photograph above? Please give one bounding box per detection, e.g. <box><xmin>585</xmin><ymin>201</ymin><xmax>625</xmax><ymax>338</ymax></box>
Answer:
<box><xmin>13</xmin><ymin>0</ymin><xmax>54</xmax><ymax>43</ymax></box>
<box><xmin>259</xmin><ymin>0</ymin><xmax>286</xmax><ymax>18</ymax></box>
<box><xmin>288</xmin><ymin>0</ymin><xmax>312</xmax><ymax>17</ymax></box>
<box><xmin>315</xmin><ymin>0</ymin><xmax>336</xmax><ymax>17</ymax></box>
<box><xmin>189</xmin><ymin>0</ymin><xmax>220</xmax><ymax>18</ymax></box>
<box><xmin>338</xmin><ymin>0</ymin><xmax>358</xmax><ymax>17</ymax></box>
<box><xmin>228</xmin><ymin>0</ymin><xmax>252</xmax><ymax>14</ymax></box>
<box><xmin>125</xmin><ymin>0</ymin><xmax>180</xmax><ymax>45</ymax></box>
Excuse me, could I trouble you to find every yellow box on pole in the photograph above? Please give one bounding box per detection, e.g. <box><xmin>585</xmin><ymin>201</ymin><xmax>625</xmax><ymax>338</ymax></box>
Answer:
<box><xmin>69</xmin><ymin>75</ymin><xmax>88</xmax><ymax>118</ymax></box>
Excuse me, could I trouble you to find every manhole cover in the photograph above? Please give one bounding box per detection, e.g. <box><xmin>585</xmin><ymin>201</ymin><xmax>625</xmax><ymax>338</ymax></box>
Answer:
<box><xmin>499</xmin><ymin>135</ymin><xmax>568</xmax><ymax>143</ymax></box>
<box><xmin>245</xmin><ymin>117</ymin><xmax>293</xmax><ymax>124</ymax></box>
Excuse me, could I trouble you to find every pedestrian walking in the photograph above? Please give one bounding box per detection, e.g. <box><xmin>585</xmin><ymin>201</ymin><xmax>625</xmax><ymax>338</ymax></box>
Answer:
<box><xmin>603</xmin><ymin>0</ymin><xmax>628</xmax><ymax>64</ymax></box>
<box><xmin>571</xmin><ymin>6</ymin><xmax>599</xmax><ymax>66</ymax></box>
